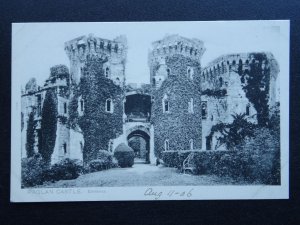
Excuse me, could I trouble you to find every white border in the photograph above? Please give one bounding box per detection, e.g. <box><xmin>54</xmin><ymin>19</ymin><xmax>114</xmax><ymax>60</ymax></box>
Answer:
<box><xmin>11</xmin><ymin>20</ymin><xmax>289</xmax><ymax>202</ymax></box>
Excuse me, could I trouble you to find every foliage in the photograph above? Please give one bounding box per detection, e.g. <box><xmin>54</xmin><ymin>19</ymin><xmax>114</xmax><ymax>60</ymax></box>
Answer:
<box><xmin>237</xmin><ymin>54</ymin><xmax>272</xmax><ymax>126</ymax></box>
<box><xmin>114</xmin><ymin>143</ymin><xmax>134</xmax><ymax>168</ymax></box>
<box><xmin>160</xmin><ymin>128</ymin><xmax>280</xmax><ymax>185</ymax></box>
<box><xmin>87</xmin><ymin>150</ymin><xmax>118</xmax><ymax>172</ymax></box>
<box><xmin>268</xmin><ymin>102</ymin><xmax>280</xmax><ymax>138</ymax></box>
<box><xmin>21</xmin><ymin>153</ymin><xmax>48</xmax><ymax>188</ymax></box>
<box><xmin>44</xmin><ymin>158</ymin><xmax>83</xmax><ymax>182</ymax></box>
<box><xmin>208</xmin><ymin>113</ymin><xmax>255</xmax><ymax>150</ymax></box>
<box><xmin>26</xmin><ymin>111</ymin><xmax>36</xmax><ymax>158</ymax></box>
<box><xmin>161</xmin><ymin>151</ymin><xmax>179</xmax><ymax>167</ymax></box>
<box><xmin>202</xmin><ymin>89</ymin><xmax>227</xmax><ymax>97</ymax></box>
<box><xmin>238</xmin><ymin>127</ymin><xmax>280</xmax><ymax>184</ymax></box>
<box><xmin>40</xmin><ymin>89</ymin><xmax>58</xmax><ymax>164</ymax></box>
<box><xmin>162</xmin><ymin>150</ymin><xmax>200</xmax><ymax>170</ymax></box>
<box><xmin>68</xmin><ymin>55</ymin><xmax>124</xmax><ymax>163</ymax></box>
<box><xmin>151</xmin><ymin>54</ymin><xmax>202</xmax><ymax>158</ymax></box>
<box><xmin>22</xmin><ymin>155</ymin><xmax>83</xmax><ymax>187</ymax></box>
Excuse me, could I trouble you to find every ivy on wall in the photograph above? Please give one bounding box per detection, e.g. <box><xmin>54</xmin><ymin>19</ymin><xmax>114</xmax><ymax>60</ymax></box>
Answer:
<box><xmin>151</xmin><ymin>54</ymin><xmax>202</xmax><ymax>158</ymax></box>
<box><xmin>68</xmin><ymin>55</ymin><xmax>124</xmax><ymax>163</ymax></box>
<box><xmin>40</xmin><ymin>89</ymin><xmax>58</xmax><ymax>164</ymax></box>
<box><xmin>237</xmin><ymin>53</ymin><xmax>272</xmax><ymax>126</ymax></box>
<box><xmin>202</xmin><ymin>89</ymin><xmax>227</xmax><ymax>97</ymax></box>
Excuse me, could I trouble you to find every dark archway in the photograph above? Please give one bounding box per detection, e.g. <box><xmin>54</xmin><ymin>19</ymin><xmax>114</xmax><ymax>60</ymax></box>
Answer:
<box><xmin>127</xmin><ymin>130</ymin><xmax>150</xmax><ymax>164</ymax></box>
<box><xmin>125</xmin><ymin>94</ymin><xmax>151</xmax><ymax>122</ymax></box>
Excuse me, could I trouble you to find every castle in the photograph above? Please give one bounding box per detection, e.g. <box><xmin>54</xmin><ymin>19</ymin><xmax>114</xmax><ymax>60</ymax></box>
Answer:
<box><xmin>21</xmin><ymin>34</ymin><xmax>279</xmax><ymax>165</ymax></box>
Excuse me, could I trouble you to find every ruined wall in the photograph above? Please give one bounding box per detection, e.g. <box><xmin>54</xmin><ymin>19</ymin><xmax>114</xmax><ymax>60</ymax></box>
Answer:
<box><xmin>200</xmin><ymin>52</ymin><xmax>279</xmax><ymax>150</ymax></box>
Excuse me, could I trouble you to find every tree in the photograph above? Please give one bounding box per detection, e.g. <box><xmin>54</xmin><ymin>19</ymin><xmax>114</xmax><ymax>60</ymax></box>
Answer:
<box><xmin>26</xmin><ymin>111</ymin><xmax>36</xmax><ymax>157</ymax></box>
<box><xmin>209</xmin><ymin>113</ymin><xmax>255</xmax><ymax>150</ymax></box>
<box><xmin>40</xmin><ymin>89</ymin><xmax>58</xmax><ymax>164</ymax></box>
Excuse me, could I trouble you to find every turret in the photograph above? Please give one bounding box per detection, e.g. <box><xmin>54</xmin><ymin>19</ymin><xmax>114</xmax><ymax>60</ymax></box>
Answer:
<box><xmin>148</xmin><ymin>34</ymin><xmax>205</xmax><ymax>88</ymax></box>
<box><xmin>64</xmin><ymin>34</ymin><xmax>127</xmax><ymax>86</ymax></box>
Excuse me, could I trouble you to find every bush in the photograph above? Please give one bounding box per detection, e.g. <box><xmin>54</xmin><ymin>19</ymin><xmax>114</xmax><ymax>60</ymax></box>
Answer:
<box><xmin>44</xmin><ymin>158</ymin><xmax>83</xmax><ymax>182</ymax></box>
<box><xmin>161</xmin><ymin>151</ymin><xmax>179</xmax><ymax>167</ymax></box>
<box><xmin>21</xmin><ymin>153</ymin><xmax>48</xmax><ymax>188</ymax></box>
<box><xmin>114</xmin><ymin>143</ymin><xmax>134</xmax><ymax>168</ymax></box>
<box><xmin>162</xmin><ymin>150</ymin><xmax>199</xmax><ymax>169</ymax></box>
<box><xmin>87</xmin><ymin>150</ymin><xmax>118</xmax><ymax>172</ymax></box>
<box><xmin>239</xmin><ymin>128</ymin><xmax>280</xmax><ymax>184</ymax></box>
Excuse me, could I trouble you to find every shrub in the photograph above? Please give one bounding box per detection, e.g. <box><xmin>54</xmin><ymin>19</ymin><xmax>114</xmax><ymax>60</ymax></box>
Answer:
<box><xmin>21</xmin><ymin>153</ymin><xmax>48</xmax><ymax>188</ymax></box>
<box><xmin>87</xmin><ymin>150</ymin><xmax>118</xmax><ymax>172</ymax></box>
<box><xmin>44</xmin><ymin>158</ymin><xmax>83</xmax><ymax>182</ymax></box>
<box><xmin>239</xmin><ymin>128</ymin><xmax>280</xmax><ymax>184</ymax></box>
<box><xmin>161</xmin><ymin>151</ymin><xmax>179</xmax><ymax>167</ymax></box>
<box><xmin>114</xmin><ymin>143</ymin><xmax>134</xmax><ymax>168</ymax></box>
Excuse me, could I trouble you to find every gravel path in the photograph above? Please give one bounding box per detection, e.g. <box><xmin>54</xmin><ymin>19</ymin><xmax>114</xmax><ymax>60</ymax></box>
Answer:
<box><xmin>40</xmin><ymin>164</ymin><xmax>247</xmax><ymax>188</ymax></box>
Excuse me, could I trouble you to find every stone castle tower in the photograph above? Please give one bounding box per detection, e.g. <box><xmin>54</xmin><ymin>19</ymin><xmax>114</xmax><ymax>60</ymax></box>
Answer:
<box><xmin>64</xmin><ymin>34</ymin><xmax>128</xmax><ymax>163</ymax></box>
<box><xmin>64</xmin><ymin>34</ymin><xmax>127</xmax><ymax>86</ymax></box>
<box><xmin>149</xmin><ymin>35</ymin><xmax>206</xmax><ymax>157</ymax></box>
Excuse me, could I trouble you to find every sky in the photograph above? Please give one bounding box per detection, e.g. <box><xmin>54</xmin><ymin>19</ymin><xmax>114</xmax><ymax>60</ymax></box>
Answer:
<box><xmin>12</xmin><ymin>21</ymin><xmax>288</xmax><ymax>87</ymax></box>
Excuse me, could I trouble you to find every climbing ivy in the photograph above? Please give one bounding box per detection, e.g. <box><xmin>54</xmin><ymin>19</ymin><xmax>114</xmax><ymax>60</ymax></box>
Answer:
<box><xmin>68</xmin><ymin>55</ymin><xmax>124</xmax><ymax>163</ymax></box>
<box><xmin>151</xmin><ymin>54</ymin><xmax>202</xmax><ymax>158</ymax></box>
<box><xmin>40</xmin><ymin>89</ymin><xmax>58</xmax><ymax>164</ymax></box>
<box><xmin>202</xmin><ymin>89</ymin><xmax>227</xmax><ymax>97</ymax></box>
<box><xmin>237</xmin><ymin>53</ymin><xmax>271</xmax><ymax>126</ymax></box>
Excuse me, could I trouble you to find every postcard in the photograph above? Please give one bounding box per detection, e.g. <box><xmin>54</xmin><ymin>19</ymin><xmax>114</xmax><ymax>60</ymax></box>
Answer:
<box><xmin>11</xmin><ymin>20</ymin><xmax>289</xmax><ymax>202</ymax></box>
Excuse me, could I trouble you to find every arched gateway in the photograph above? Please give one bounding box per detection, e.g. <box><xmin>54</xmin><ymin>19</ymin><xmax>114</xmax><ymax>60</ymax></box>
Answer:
<box><xmin>123</xmin><ymin>91</ymin><xmax>155</xmax><ymax>164</ymax></box>
<box><xmin>127</xmin><ymin>127</ymin><xmax>150</xmax><ymax>163</ymax></box>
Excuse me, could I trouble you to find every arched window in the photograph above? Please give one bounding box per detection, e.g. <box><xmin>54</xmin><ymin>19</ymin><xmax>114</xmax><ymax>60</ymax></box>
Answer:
<box><xmin>105</xmin><ymin>67</ymin><xmax>110</xmax><ymax>78</ymax></box>
<box><xmin>246</xmin><ymin>104</ymin><xmax>250</xmax><ymax>116</ymax></box>
<box><xmin>187</xmin><ymin>67</ymin><xmax>194</xmax><ymax>80</ymax></box>
<box><xmin>189</xmin><ymin>139</ymin><xmax>194</xmax><ymax>150</ymax></box>
<box><xmin>166</xmin><ymin>68</ymin><xmax>171</xmax><ymax>76</ymax></box>
<box><xmin>219</xmin><ymin>77</ymin><xmax>223</xmax><ymax>87</ymax></box>
<box><xmin>106</xmin><ymin>99</ymin><xmax>113</xmax><ymax>113</ymax></box>
<box><xmin>80</xmin><ymin>99</ymin><xmax>84</xmax><ymax>112</ymax></box>
<box><xmin>152</xmin><ymin>78</ymin><xmax>156</xmax><ymax>86</ymax></box>
<box><xmin>100</xmin><ymin>41</ymin><xmax>104</xmax><ymax>49</ymax></box>
<box><xmin>63</xmin><ymin>143</ymin><xmax>67</xmax><ymax>154</ymax></box>
<box><xmin>80</xmin><ymin>141</ymin><xmax>83</xmax><ymax>153</ymax></box>
<box><xmin>164</xmin><ymin>139</ymin><xmax>169</xmax><ymax>151</ymax></box>
<box><xmin>115</xmin><ymin>77</ymin><xmax>120</xmax><ymax>85</ymax></box>
<box><xmin>188</xmin><ymin>98</ymin><xmax>194</xmax><ymax>113</ymax></box>
<box><xmin>201</xmin><ymin>101</ymin><xmax>207</xmax><ymax>119</ymax></box>
<box><xmin>114</xmin><ymin>44</ymin><xmax>118</xmax><ymax>53</ymax></box>
<box><xmin>64</xmin><ymin>102</ymin><xmax>67</xmax><ymax>114</ymax></box>
<box><xmin>163</xmin><ymin>99</ymin><xmax>169</xmax><ymax>113</ymax></box>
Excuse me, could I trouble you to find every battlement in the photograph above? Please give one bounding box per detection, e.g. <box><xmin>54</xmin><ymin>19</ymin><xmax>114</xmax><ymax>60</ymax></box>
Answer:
<box><xmin>148</xmin><ymin>35</ymin><xmax>206</xmax><ymax>65</ymax></box>
<box><xmin>201</xmin><ymin>52</ymin><xmax>279</xmax><ymax>78</ymax></box>
<box><xmin>64</xmin><ymin>34</ymin><xmax>127</xmax><ymax>62</ymax></box>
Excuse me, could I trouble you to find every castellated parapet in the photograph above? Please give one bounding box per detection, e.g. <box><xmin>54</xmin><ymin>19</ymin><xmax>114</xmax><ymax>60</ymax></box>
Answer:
<box><xmin>200</xmin><ymin>52</ymin><xmax>279</xmax><ymax>109</ymax></box>
<box><xmin>148</xmin><ymin>35</ymin><xmax>205</xmax><ymax>88</ymax></box>
<box><xmin>64</xmin><ymin>34</ymin><xmax>128</xmax><ymax>86</ymax></box>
